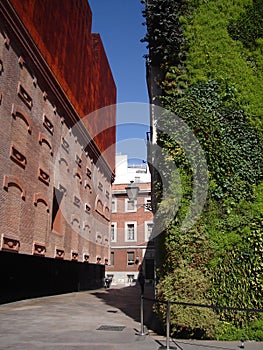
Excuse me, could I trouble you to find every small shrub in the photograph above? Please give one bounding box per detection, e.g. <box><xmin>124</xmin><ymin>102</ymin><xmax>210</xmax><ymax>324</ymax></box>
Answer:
<box><xmin>155</xmin><ymin>265</ymin><xmax>219</xmax><ymax>339</ymax></box>
<box><xmin>215</xmin><ymin>316</ymin><xmax>263</xmax><ymax>341</ymax></box>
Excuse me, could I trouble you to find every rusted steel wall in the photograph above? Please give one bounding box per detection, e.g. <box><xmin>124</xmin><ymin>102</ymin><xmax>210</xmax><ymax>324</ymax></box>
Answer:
<box><xmin>10</xmin><ymin>0</ymin><xmax>116</xmax><ymax>170</ymax></box>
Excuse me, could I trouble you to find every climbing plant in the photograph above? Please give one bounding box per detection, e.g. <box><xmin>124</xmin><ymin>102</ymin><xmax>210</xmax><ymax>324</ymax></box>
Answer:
<box><xmin>142</xmin><ymin>0</ymin><xmax>263</xmax><ymax>340</ymax></box>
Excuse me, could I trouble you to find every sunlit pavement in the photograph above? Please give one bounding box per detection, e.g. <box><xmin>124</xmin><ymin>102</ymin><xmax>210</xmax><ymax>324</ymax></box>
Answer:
<box><xmin>0</xmin><ymin>284</ymin><xmax>262</xmax><ymax>350</ymax></box>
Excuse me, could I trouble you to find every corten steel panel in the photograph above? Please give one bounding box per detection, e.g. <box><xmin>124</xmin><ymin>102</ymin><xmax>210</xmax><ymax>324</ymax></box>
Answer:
<box><xmin>9</xmin><ymin>0</ymin><xmax>116</xmax><ymax>171</ymax></box>
<box><xmin>87</xmin><ymin>34</ymin><xmax>116</xmax><ymax>167</ymax></box>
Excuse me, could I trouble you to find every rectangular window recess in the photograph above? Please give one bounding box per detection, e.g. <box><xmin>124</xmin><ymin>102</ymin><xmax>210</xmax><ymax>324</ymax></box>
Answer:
<box><xmin>74</xmin><ymin>196</ymin><xmax>81</xmax><ymax>207</ymax></box>
<box><xmin>86</xmin><ymin>167</ymin><xmax>92</xmax><ymax>178</ymax></box>
<box><xmin>17</xmin><ymin>83</ymin><xmax>32</xmax><ymax>109</ymax></box>
<box><xmin>38</xmin><ymin>168</ymin><xmax>50</xmax><ymax>185</ymax></box>
<box><xmin>43</xmin><ymin>115</ymin><xmax>54</xmax><ymax>134</ymax></box>
<box><xmin>85</xmin><ymin>203</ymin><xmax>91</xmax><ymax>212</ymax></box>
<box><xmin>61</xmin><ymin>138</ymin><xmax>69</xmax><ymax>153</ymax></box>
<box><xmin>75</xmin><ymin>155</ymin><xmax>82</xmax><ymax>167</ymax></box>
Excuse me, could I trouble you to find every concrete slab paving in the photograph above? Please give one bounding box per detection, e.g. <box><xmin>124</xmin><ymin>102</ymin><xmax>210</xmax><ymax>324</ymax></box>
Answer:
<box><xmin>0</xmin><ymin>286</ymin><xmax>159</xmax><ymax>350</ymax></box>
<box><xmin>0</xmin><ymin>284</ymin><xmax>262</xmax><ymax>350</ymax></box>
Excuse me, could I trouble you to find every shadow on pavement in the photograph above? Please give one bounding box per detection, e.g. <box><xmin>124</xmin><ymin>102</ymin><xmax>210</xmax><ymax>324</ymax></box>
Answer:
<box><xmin>91</xmin><ymin>283</ymin><xmax>164</xmax><ymax>335</ymax></box>
<box><xmin>172</xmin><ymin>339</ymin><xmax>237</xmax><ymax>350</ymax></box>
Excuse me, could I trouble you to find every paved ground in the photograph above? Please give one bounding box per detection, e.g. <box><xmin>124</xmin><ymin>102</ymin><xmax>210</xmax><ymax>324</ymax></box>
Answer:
<box><xmin>0</xmin><ymin>284</ymin><xmax>262</xmax><ymax>350</ymax></box>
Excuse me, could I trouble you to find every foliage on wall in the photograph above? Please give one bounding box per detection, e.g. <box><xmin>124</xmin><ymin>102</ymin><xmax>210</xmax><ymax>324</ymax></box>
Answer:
<box><xmin>142</xmin><ymin>0</ymin><xmax>263</xmax><ymax>340</ymax></box>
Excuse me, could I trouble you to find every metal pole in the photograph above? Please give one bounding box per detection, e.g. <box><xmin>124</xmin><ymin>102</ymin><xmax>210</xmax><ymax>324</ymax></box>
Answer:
<box><xmin>141</xmin><ymin>294</ymin><xmax>144</xmax><ymax>334</ymax></box>
<box><xmin>166</xmin><ymin>301</ymin><xmax>170</xmax><ymax>349</ymax></box>
<box><xmin>136</xmin><ymin>294</ymin><xmax>148</xmax><ymax>336</ymax></box>
<box><xmin>159</xmin><ymin>301</ymin><xmax>176</xmax><ymax>349</ymax></box>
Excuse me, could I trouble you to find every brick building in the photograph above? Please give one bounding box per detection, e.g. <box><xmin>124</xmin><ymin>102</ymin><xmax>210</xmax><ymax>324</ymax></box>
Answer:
<box><xmin>0</xmin><ymin>0</ymin><xmax>116</xmax><ymax>265</ymax></box>
<box><xmin>106</xmin><ymin>155</ymin><xmax>155</xmax><ymax>285</ymax></box>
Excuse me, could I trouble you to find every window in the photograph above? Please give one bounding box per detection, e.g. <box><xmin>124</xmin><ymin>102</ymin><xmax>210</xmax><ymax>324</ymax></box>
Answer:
<box><xmin>96</xmin><ymin>234</ymin><xmax>102</xmax><ymax>244</ymax></box>
<box><xmin>127</xmin><ymin>251</ymin><xmax>135</xmax><ymax>265</ymax></box>
<box><xmin>18</xmin><ymin>83</ymin><xmax>33</xmax><ymax>110</ymax></box>
<box><xmin>10</xmin><ymin>145</ymin><xmax>26</xmax><ymax>169</ymax></box>
<box><xmin>75</xmin><ymin>154</ymin><xmax>82</xmax><ymax>167</ymax></box>
<box><xmin>111</xmin><ymin>222</ymin><xmax>117</xmax><ymax>242</ymax></box>
<box><xmin>85</xmin><ymin>203</ymin><xmax>91</xmax><ymax>213</ymax></box>
<box><xmin>43</xmin><ymin>114</ymin><xmax>53</xmax><ymax>134</ymax></box>
<box><xmin>71</xmin><ymin>251</ymin><xmax>78</xmax><ymax>261</ymax></box>
<box><xmin>127</xmin><ymin>224</ymin><xmax>135</xmax><ymax>240</ymax></box>
<box><xmin>55</xmin><ymin>248</ymin><xmax>64</xmax><ymax>259</ymax></box>
<box><xmin>83</xmin><ymin>254</ymin><xmax>89</xmax><ymax>262</ymax></box>
<box><xmin>98</xmin><ymin>182</ymin><xmax>103</xmax><ymax>191</ymax></box>
<box><xmin>110</xmin><ymin>251</ymin><xmax>114</xmax><ymax>266</ymax></box>
<box><xmin>145</xmin><ymin>221</ymin><xmax>154</xmax><ymax>241</ymax></box>
<box><xmin>125</xmin><ymin>222</ymin><xmax>137</xmax><ymax>241</ymax></box>
<box><xmin>2</xmin><ymin>236</ymin><xmax>20</xmax><ymax>253</ymax></box>
<box><xmin>51</xmin><ymin>187</ymin><xmax>64</xmax><ymax>232</ymax></box>
<box><xmin>86</xmin><ymin>167</ymin><xmax>92</xmax><ymax>178</ymax></box>
<box><xmin>111</xmin><ymin>197</ymin><xmax>117</xmax><ymax>212</ymax></box>
<box><xmin>125</xmin><ymin>198</ymin><xmax>137</xmax><ymax>212</ymax></box>
<box><xmin>73</xmin><ymin>195</ymin><xmax>80</xmax><ymax>207</ymax></box>
<box><xmin>33</xmin><ymin>243</ymin><xmax>46</xmax><ymax>256</ymax></box>
<box><xmin>38</xmin><ymin>168</ymin><xmax>50</xmax><ymax>186</ymax></box>
<box><xmin>61</xmin><ymin>137</ymin><xmax>69</xmax><ymax>153</ymax></box>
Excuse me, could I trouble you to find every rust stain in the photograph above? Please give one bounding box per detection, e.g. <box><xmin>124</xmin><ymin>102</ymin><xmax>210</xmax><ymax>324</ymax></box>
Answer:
<box><xmin>10</xmin><ymin>0</ymin><xmax>116</xmax><ymax>171</ymax></box>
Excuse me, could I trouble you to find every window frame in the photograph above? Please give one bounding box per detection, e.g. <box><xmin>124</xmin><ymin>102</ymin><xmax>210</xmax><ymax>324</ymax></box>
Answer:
<box><xmin>127</xmin><ymin>251</ymin><xmax>135</xmax><ymax>266</ymax></box>
<box><xmin>125</xmin><ymin>221</ymin><xmax>137</xmax><ymax>242</ymax></box>
<box><xmin>110</xmin><ymin>222</ymin><xmax>117</xmax><ymax>242</ymax></box>
<box><xmin>111</xmin><ymin>197</ymin><xmax>117</xmax><ymax>213</ymax></box>
<box><xmin>144</xmin><ymin>221</ymin><xmax>154</xmax><ymax>242</ymax></box>
<box><xmin>110</xmin><ymin>251</ymin><xmax>115</xmax><ymax>266</ymax></box>
<box><xmin>125</xmin><ymin>198</ymin><xmax>137</xmax><ymax>212</ymax></box>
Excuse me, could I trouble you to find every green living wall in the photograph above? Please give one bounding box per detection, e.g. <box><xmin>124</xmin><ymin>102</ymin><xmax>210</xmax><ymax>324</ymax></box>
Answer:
<box><xmin>142</xmin><ymin>0</ymin><xmax>263</xmax><ymax>340</ymax></box>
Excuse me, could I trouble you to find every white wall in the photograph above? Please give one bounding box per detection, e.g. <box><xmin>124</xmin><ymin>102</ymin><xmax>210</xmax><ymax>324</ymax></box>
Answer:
<box><xmin>114</xmin><ymin>154</ymin><xmax>151</xmax><ymax>184</ymax></box>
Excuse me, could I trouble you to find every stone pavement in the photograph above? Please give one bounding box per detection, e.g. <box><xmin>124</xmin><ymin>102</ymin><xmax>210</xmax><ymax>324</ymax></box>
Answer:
<box><xmin>0</xmin><ymin>283</ymin><xmax>262</xmax><ymax>350</ymax></box>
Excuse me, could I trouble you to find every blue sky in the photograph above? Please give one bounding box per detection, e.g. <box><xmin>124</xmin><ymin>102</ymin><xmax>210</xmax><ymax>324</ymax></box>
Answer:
<box><xmin>88</xmin><ymin>0</ymin><xmax>150</xmax><ymax>163</ymax></box>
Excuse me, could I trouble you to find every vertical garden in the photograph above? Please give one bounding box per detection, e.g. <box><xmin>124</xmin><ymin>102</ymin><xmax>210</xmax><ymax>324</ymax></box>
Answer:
<box><xmin>142</xmin><ymin>0</ymin><xmax>263</xmax><ymax>340</ymax></box>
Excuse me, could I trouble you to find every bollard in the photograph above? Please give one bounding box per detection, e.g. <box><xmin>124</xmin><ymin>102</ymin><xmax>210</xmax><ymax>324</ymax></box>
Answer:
<box><xmin>136</xmin><ymin>294</ymin><xmax>148</xmax><ymax>336</ymax></box>
<box><xmin>159</xmin><ymin>301</ymin><xmax>176</xmax><ymax>349</ymax></box>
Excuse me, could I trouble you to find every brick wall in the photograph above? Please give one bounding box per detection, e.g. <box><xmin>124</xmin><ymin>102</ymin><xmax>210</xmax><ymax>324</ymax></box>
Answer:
<box><xmin>106</xmin><ymin>182</ymin><xmax>155</xmax><ymax>284</ymax></box>
<box><xmin>0</xmin><ymin>1</ymin><xmax>115</xmax><ymax>265</ymax></box>
<box><xmin>8</xmin><ymin>0</ymin><xmax>116</xmax><ymax>171</ymax></box>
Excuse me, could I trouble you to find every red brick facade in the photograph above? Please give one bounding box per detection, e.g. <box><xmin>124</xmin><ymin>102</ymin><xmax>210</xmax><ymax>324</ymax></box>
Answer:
<box><xmin>107</xmin><ymin>182</ymin><xmax>155</xmax><ymax>284</ymax></box>
<box><xmin>0</xmin><ymin>0</ymin><xmax>116</xmax><ymax>263</ymax></box>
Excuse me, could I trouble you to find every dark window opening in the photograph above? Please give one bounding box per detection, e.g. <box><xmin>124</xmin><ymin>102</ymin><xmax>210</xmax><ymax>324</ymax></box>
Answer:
<box><xmin>51</xmin><ymin>187</ymin><xmax>64</xmax><ymax>232</ymax></box>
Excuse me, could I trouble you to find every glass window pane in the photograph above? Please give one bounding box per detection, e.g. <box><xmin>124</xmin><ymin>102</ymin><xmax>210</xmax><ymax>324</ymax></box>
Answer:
<box><xmin>127</xmin><ymin>251</ymin><xmax>134</xmax><ymax>265</ymax></box>
<box><xmin>110</xmin><ymin>251</ymin><xmax>114</xmax><ymax>265</ymax></box>
<box><xmin>127</xmin><ymin>224</ymin><xmax>134</xmax><ymax>240</ymax></box>
<box><xmin>127</xmin><ymin>200</ymin><xmax>135</xmax><ymax>210</ymax></box>
<box><xmin>111</xmin><ymin>224</ymin><xmax>115</xmax><ymax>241</ymax></box>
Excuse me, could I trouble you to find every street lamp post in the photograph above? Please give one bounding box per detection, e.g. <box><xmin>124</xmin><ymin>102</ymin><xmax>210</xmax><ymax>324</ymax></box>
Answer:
<box><xmin>125</xmin><ymin>181</ymin><xmax>152</xmax><ymax>211</ymax></box>
<box><xmin>125</xmin><ymin>181</ymin><xmax>139</xmax><ymax>201</ymax></box>
<box><xmin>125</xmin><ymin>181</ymin><xmax>175</xmax><ymax>349</ymax></box>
